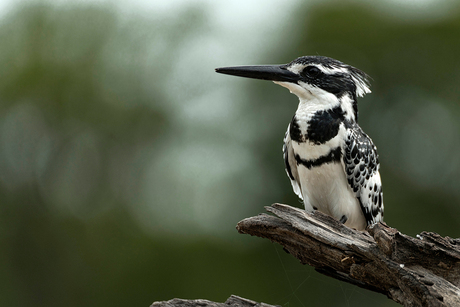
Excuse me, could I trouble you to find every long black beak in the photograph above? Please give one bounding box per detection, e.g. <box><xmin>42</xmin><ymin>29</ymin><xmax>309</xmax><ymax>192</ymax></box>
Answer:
<box><xmin>215</xmin><ymin>65</ymin><xmax>299</xmax><ymax>83</ymax></box>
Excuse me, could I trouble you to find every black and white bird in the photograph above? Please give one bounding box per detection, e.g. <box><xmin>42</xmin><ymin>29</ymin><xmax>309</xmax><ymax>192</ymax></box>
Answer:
<box><xmin>216</xmin><ymin>56</ymin><xmax>383</xmax><ymax>230</ymax></box>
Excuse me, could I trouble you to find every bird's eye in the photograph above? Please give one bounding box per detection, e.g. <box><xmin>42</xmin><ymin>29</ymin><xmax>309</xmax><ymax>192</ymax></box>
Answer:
<box><xmin>302</xmin><ymin>66</ymin><xmax>321</xmax><ymax>78</ymax></box>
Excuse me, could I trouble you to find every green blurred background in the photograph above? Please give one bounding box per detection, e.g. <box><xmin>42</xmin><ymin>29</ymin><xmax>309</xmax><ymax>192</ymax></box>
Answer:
<box><xmin>1</xmin><ymin>0</ymin><xmax>459</xmax><ymax>306</ymax></box>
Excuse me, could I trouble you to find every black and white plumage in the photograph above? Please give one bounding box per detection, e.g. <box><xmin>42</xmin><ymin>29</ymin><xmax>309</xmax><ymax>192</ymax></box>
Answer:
<box><xmin>216</xmin><ymin>56</ymin><xmax>383</xmax><ymax>230</ymax></box>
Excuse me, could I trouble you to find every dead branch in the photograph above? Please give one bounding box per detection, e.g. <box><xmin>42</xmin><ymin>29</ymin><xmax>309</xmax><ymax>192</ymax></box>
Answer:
<box><xmin>150</xmin><ymin>204</ymin><xmax>460</xmax><ymax>307</ymax></box>
<box><xmin>150</xmin><ymin>295</ymin><xmax>279</xmax><ymax>307</ymax></box>
<box><xmin>236</xmin><ymin>203</ymin><xmax>460</xmax><ymax>307</ymax></box>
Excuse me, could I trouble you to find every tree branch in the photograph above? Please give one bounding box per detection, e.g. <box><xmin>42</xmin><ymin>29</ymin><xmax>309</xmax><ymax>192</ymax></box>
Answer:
<box><xmin>150</xmin><ymin>295</ymin><xmax>279</xmax><ymax>307</ymax></box>
<box><xmin>236</xmin><ymin>204</ymin><xmax>460</xmax><ymax>307</ymax></box>
<box><xmin>150</xmin><ymin>204</ymin><xmax>460</xmax><ymax>307</ymax></box>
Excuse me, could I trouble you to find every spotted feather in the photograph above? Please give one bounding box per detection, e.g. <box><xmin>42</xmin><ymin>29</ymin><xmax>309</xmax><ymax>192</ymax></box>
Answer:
<box><xmin>342</xmin><ymin>122</ymin><xmax>384</xmax><ymax>226</ymax></box>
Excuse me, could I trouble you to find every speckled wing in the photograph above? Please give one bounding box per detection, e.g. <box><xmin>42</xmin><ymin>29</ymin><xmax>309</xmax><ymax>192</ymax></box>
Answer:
<box><xmin>283</xmin><ymin>124</ymin><xmax>303</xmax><ymax>200</ymax></box>
<box><xmin>343</xmin><ymin>123</ymin><xmax>384</xmax><ymax>226</ymax></box>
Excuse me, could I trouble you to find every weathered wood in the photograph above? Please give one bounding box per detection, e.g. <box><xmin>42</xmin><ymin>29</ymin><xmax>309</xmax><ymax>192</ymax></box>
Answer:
<box><xmin>150</xmin><ymin>203</ymin><xmax>460</xmax><ymax>307</ymax></box>
<box><xmin>150</xmin><ymin>295</ymin><xmax>280</xmax><ymax>307</ymax></box>
<box><xmin>236</xmin><ymin>204</ymin><xmax>460</xmax><ymax>307</ymax></box>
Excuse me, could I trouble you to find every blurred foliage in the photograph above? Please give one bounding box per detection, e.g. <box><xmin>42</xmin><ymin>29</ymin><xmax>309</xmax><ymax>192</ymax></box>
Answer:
<box><xmin>0</xmin><ymin>1</ymin><xmax>460</xmax><ymax>307</ymax></box>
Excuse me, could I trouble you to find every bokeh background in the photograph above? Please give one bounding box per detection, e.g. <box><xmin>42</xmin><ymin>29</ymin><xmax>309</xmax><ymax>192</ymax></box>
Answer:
<box><xmin>1</xmin><ymin>0</ymin><xmax>460</xmax><ymax>306</ymax></box>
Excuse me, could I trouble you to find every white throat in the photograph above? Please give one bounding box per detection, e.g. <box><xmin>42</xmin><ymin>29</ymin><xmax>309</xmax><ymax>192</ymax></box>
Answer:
<box><xmin>273</xmin><ymin>81</ymin><xmax>356</xmax><ymax>122</ymax></box>
<box><xmin>274</xmin><ymin>80</ymin><xmax>339</xmax><ymax>110</ymax></box>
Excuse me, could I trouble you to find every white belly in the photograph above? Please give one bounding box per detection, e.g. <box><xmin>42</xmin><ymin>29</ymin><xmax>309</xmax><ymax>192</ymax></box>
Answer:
<box><xmin>298</xmin><ymin>161</ymin><xmax>366</xmax><ymax>230</ymax></box>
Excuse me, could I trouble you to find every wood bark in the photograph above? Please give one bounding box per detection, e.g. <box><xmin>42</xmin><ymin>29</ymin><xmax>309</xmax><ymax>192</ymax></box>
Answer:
<box><xmin>151</xmin><ymin>295</ymin><xmax>279</xmax><ymax>307</ymax></box>
<box><xmin>151</xmin><ymin>203</ymin><xmax>460</xmax><ymax>307</ymax></box>
<box><xmin>236</xmin><ymin>204</ymin><xmax>460</xmax><ymax>307</ymax></box>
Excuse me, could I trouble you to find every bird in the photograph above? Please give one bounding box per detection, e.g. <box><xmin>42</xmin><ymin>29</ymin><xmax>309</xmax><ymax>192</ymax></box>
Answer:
<box><xmin>215</xmin><ymin>55</ymin><xmax>383</xmax><ymax>230</ymax></box>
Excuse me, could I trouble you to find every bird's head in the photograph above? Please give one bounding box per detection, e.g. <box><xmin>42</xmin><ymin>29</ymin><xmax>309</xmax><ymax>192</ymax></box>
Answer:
<box><xmin>216</xmin><ymin>56</ymin><xmax>371</xmax><ymax>121</ymax></box>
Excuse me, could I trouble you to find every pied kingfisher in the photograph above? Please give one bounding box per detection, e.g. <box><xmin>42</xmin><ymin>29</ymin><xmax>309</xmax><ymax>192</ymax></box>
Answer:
<box><xmin>216</xmin><ymin>56</ymin><xmax>383</xmax><ymax>230</ymax></box>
